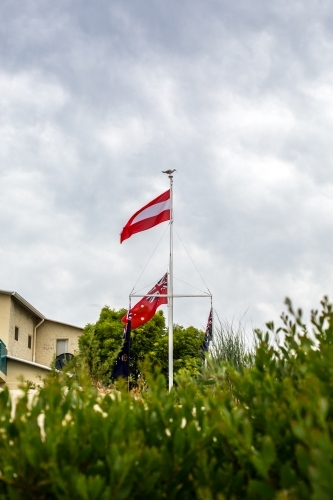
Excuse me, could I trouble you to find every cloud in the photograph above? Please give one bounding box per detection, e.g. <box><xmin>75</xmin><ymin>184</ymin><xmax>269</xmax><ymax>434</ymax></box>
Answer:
<box><xmin>0</xmin><ymin>0</ymin><xmax>333</xmax><ymax>334</ymax></box>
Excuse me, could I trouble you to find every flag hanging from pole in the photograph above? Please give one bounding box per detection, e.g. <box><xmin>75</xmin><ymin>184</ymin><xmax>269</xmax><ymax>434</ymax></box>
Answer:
<box><xmin>112</xmin><ymin>311</ymin><xmax>131</xmax><ymax>379</ymax></box>
<box><xmin>121</xmin><ymin>273</ymin><xmax>168</xmax><ymax>329</ymax></box>
<box><xmin>202</xmin><ymin>307</ymin><xmax>213</xmax><ymax>360</ymax></box>
<box><xmin>120</xmin><ymin>190</ymin><xmax>170</xmax><ymax>243</ymax></box>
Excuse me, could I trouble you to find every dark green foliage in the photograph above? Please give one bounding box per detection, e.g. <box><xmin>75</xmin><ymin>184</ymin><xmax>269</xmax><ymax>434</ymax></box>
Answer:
<box><xmin>78</xmin><ymin>307</ymin><xmax>204</xmax><ymax>383</ymax></box>
<box><xmin>173</xmin><ymin>324</ymin><xmax>205</xmax><ymax>374</ymax></box>
<box><xmin>2</xmin><ymin>297</ymin><xmax>333</xmax><ymax>498</ymax></box>
<box><xmin>78</xmin><ymin>307</ymin><xmax>127</xmax><ymax>382</ymax></box>
<box><xmin>128</xmin><ymin>310</ymin><xmax>168</xmax><ymax>381</ymax></box>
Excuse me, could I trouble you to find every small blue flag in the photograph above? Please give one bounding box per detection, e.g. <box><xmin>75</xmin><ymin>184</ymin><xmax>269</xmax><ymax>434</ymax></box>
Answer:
<box><xmin>202</xmin><ymin>307</ymin><xmax>213</xmax><ymax>360</ymax></box>
<box><xmin>112</xmin><ymin>311</ymin><xmax>132</xmax><ymax>378</ymax></box>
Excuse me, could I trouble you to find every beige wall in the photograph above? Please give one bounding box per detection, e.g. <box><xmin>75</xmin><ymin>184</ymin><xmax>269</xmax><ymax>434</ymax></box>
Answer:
<box><xmin>0</xmin><ymin>358</ymin><xmax>51</xmax><ymax>390</ymax></box>
<box><xmin>0</xmin><ymin>369</ymin><xmax>6</xmax><ymax>384</ymax></box>
<box><xmin>0</xmin><ymin>294</ymin><xmax>11</xmax><ymax>348</ymax></box>
<box><xmin>35</xmin><ymin>320</ymin><xmax>82</xmax><ymax>367</ymax></box>
<box><xmin>8</xmin><ymin>299</ymin><xmax>38</xmax><ymax>362</ymax></box>
<box><xmin>0</xmin><ymin>293</ymin><xmax>83</xmax><ymax>388</ymax></box>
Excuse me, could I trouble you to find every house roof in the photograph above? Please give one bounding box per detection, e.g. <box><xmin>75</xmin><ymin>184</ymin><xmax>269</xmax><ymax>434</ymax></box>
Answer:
<box><xmin>6</xmin><ymin>355</ymin><xmax>51</xmax><ymax>371</ymax></box>
<box><xmin>0</xmin><ymin>290</ymin><xmax>83</xmax><ymax>329</ymax></box>
<box><xmin>0</xmin><ymin>290</ymin><xmax>45</xmax><ymax>320</ymax></box>
<box><xmin>44</xmin><ymin>318</ymin><xmax>83</xmax><ymax>330</ymax></box>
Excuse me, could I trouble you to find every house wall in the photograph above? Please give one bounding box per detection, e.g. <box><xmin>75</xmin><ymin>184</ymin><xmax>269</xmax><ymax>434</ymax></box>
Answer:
<box><xmin>8</xmin><ymin>299</ymin><xmax>37</xmax><ymax>362</ymax></box>
<box><xmin>35</xmin><ymin>320</ymin><xmax>82</xmax><ymax>367</ymax></box>
<box><xmin>0</xmin><ymin>368</ymin><xmax>6</xmax><ymax>384</ymax></box>
<box><xmin>0</xmin><ymin>358</ymin><xmax>51</xmax><ymax>390</ymax></box>
<box><xmin>0</xmin><ymin>294</ymin><xmax>11</xmax><ymax>347</ymax></box>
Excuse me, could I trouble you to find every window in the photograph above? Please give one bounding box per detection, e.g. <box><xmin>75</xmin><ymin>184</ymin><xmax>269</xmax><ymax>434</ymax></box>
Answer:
<box><xmin>56</xmin><ymin>339</ymin><xmax>68</xmax><ymax>356</ymax></box>
<box><xmin>14</xmin><ymin>326</ymin><xmax>19</xmax><ymax>341</ymax></box>
<box><xmin>28</xmin><ymin>335</ymin><xmax>32</xmax><ymax>349</ymax></box>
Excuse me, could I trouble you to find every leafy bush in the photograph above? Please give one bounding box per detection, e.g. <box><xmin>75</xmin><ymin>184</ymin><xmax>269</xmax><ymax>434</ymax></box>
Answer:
<box><xmin>1</xmin><ymin>297</ymin><xmax>333</xmax><ymax>498</ymax></box>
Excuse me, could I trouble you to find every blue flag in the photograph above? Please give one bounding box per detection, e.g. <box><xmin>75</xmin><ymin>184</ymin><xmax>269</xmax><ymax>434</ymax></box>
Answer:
<box><xmin>112</xmin><ymin>312</ymin><xmax>131</xmax><ymax>378</ymax></box>
<box><xmin>202</xmin><ymin>308</ymin><xmax>213</xmax><ymax>360</ymax></box>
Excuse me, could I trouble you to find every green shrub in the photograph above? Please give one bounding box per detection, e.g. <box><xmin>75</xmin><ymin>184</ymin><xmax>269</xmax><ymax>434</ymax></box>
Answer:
<box><xmin>1</xmin><ymin>297</ymin><xmax>333</xmax><ymax>498</ymax></box>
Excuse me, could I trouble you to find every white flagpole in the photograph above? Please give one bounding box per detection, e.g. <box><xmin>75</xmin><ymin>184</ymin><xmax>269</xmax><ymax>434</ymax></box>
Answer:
<box><xmin>125</xmin><ymin>169</ymin><xmax>213</xmax><ymax>391</ymax></box>
<box><xmin>168</xmin><ymin>172</ymin><xmax>174</xmax><ymax>391</ymax></box>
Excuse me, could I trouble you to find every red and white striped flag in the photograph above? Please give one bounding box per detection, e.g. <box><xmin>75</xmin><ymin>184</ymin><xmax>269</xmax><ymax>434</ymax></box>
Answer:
<box><xmin>120</xmin><ymin>190</ymin><xmax>170</xmax><ymax>243</ymax></box>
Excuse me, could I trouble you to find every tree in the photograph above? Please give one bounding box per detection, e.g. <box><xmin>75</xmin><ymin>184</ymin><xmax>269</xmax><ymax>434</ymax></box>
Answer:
<box><xmin>173</xmin><ymin>324</ymin><xmax>205</xmax><ymax>374</ymax></box>
<box><xmin>78</xmin><ymin>306</ymin><xmax>127</xmax><ymax>382</ymax></box>
<box><xmin>79</xmin><ymin>306</ymin><xmax>204</xmax><ymax>384</ymax></box>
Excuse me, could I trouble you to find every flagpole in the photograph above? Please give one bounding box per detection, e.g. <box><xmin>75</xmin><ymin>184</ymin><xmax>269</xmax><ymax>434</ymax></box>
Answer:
<box><xmin>165</xmin><ymin>171</ymin><xmax>174</xmax><ymax>391</ymax></box>
<box><xmin>122</xmin><ymin>170</ymin><xmax>213</xmax><ymax>392</ymax></box>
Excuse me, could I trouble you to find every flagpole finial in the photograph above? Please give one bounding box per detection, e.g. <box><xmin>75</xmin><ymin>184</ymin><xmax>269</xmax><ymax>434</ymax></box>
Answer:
<box><xmin>162</xmin><ymin>169</ymin><xmax>176</xmax><ymax>178</ymax></box>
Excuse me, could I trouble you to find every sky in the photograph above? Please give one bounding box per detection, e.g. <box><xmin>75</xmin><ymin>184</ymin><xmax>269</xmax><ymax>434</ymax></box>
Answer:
<box><xmin>1</xmin><ymin>0</ymin><xmax>333</xmax><ymax>334</ymax></box>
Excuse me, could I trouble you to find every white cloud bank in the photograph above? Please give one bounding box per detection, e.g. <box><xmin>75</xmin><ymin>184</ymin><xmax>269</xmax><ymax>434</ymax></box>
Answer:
<box><xmin>0</xmin><ymin>0</ymin><xmax>333</xmax><ymax>333</ymax></box>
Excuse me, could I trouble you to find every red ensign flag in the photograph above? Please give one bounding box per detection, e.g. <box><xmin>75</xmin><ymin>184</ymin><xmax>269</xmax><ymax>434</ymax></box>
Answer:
<box><xmin>120</xmin><ymin>190</ymin><xmax>170</xmax><ymax>243</ymax></box>
<box><xmin>121</xmin><ymin>273</ymin><xmax>168</xmax><ymax>329</ymax></box>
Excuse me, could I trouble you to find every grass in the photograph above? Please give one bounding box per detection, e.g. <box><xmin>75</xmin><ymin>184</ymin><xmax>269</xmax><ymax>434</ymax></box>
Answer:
<box><xmin>207</xmin><ymin>313</ymin><xmax>257</xmax><ymax>372</ymax></box>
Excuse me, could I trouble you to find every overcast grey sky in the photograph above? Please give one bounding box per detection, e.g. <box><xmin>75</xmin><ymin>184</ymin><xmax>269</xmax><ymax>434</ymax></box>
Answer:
<box><xmin>1</xmin><ymin>0</ymin><xmax>333</xmax><ymax>331</ymax></box>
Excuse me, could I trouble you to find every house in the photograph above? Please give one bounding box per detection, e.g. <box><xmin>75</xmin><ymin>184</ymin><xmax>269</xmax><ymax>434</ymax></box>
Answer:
<box><xmin>0</xmin><ymin>290</ymin><xmax>83</xmax><ymax>389</ymax></box>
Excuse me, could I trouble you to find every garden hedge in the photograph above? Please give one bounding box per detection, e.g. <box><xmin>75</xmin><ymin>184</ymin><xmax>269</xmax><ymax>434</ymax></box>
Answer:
<box><xmin>1</xmin><ymin>297</ymin><xmax>333</xmax><ymax>499</ymax></box>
